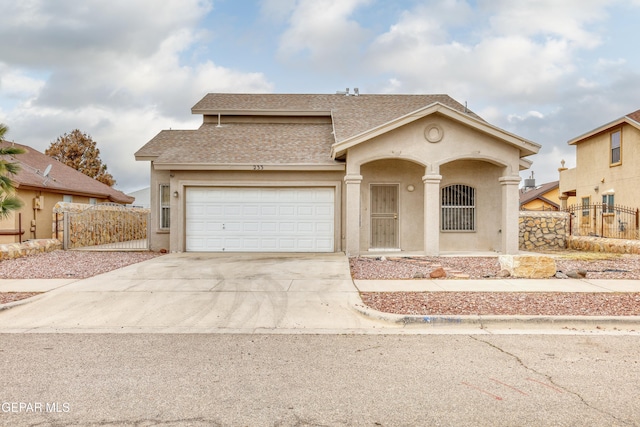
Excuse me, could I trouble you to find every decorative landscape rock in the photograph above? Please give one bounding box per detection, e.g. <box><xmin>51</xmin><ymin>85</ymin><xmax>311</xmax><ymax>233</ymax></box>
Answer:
<box><xmin>564</xmin><ymin>269</ymin><xmax>587</xmax><ymax>279</ymax></box>
<box><xmin>429</xmin><ymin>267</ymin><xmax>447</xmax><ymax>279</ymax></box>
<box><xmin>498</xmin><ymin>254</ymin><xmax>557</xmax><ymax>279</ymax></box>
<box><xmin>0</xmin><ymin>239</ymin><xmax>62</xmax><ymax>260</ymax></box>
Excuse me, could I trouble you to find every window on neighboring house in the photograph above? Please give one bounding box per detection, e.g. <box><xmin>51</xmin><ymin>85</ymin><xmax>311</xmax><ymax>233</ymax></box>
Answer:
<box><xmin>63</xmin><ymin>195</ymin><xmax>73</xmax><ymax>203</ymax></box>
<box><xmin>89</xmin><ymin>198</ymin><xmax>97</xmax><ymax>205</ymax></box>
<box><xmin>602</xmin><ymin>194</ymin><xmax>614</xmax><ymax>213</ymax></box>
<box><xmin>581</xmin><ymin>197</ymin><xmax>590</xmax><ymax>217</ymax></box>
<box><xmin>441</xmin><ymin>184</ymin><xmax>475</xmax><ymax>231</ymax></box>
<box><xmin>160</xmin><ymin>184</ymin><xmax>170</xmax><ymax>230</ymax></box>
<box><xmin>611</xmin><ymin>129</ymin><xmax>621</xmax><ymax>165</ymax></box>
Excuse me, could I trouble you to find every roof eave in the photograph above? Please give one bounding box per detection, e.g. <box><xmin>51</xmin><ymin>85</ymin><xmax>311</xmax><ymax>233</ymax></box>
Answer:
<box><xmin>152</xmin><ymin>163</ymin><xmax>346</xmax><ymax>171</ymax></box>
<box><xmin>568</xmin><ymin>116</ymin><xmax>640</xmax><ymax>145</ymax></box>
<box><xmin>192</xmin><ymin>108</ymin><xmax>332</xmax><ymax>117</ymax></box>
<box><xmin>16</xmin><ymin>184</ymin><xmax>133</xmax><ymax>204</ymax></box>
<box><xmin>135</xmin><ymin>154</ymin><xmax>159</xmax><ymax>162</ymax></box>
<box><xmin>519</xmin><ymin>158</ymin><xmax>533</xmax><ymax>171</ymax></box>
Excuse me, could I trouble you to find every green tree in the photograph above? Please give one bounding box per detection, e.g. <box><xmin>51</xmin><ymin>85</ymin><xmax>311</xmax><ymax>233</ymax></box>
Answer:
<box><xmin>0</xmin><ymin>124</ymin><xmax>25</xmax><ymax>218</ymax></box>
<box><xmin>45</xmin><ymin>129</ymin><xmax>116</xmax><ymax>186</ymax></box>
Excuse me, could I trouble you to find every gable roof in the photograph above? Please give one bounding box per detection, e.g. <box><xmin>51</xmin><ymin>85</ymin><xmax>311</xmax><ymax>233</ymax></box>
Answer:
<box><xmin>569</xmin><ymin>108</ymin><xmax>640</xmax><ymax>145</ymax></box>
<box><xmin>137</xmin><ymin>93</ymin><xmax>540</xmax><ymax>167</ymax></box>
<box><xmin>519</xmin><ymin>180</ymin><xmax>559</xmax><ymax>208</ymax></box>
<box><xmin>0</xmin><ymin>141</ymin><xmax>133</xmax><ymax>204</ymax></box>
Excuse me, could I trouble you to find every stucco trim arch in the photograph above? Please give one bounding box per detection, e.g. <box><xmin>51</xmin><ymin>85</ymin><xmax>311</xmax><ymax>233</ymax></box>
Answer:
<box><xmin>350</xmin><ymin>153</ymin><xmax>430</xmax><ymax>171</ymax></box>
<box><xmin>435</xmin><ymin>153</ymin><xmax>511</xmax><ymax>171</ymax></box>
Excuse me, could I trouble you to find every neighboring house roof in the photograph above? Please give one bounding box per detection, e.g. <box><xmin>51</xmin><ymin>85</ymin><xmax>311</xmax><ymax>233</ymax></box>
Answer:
<box><xmin>0</xmin><ymin>141</ymin><xmax>133</xmax><ymax>204</ymax></box>
<box><xmin>136</xmin><ymin>93</ymin><xmax>541</xmax><ymax>167</ymax></box>
<box><xmin>569</xmin><ymin>108</ymin><xmax>640</xmax><ymax>145</ymax></box>
<box><xmin>519</xmin><ymin>180</ymin><xmax>560</xmax><ymax>209</ymax></box>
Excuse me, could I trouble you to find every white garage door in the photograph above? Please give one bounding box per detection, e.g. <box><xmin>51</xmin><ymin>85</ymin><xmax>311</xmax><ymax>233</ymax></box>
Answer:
<box><xmin>185</xmin><ymin>187</ymin><xmax>335</xmax><ymax>252</ymax></box>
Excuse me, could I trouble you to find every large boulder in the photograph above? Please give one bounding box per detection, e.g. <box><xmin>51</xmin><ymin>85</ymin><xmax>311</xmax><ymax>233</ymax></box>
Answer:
<box><xmin>498</xmin><ymin>255</ymin><xmax>557</xmax><ymax>279</ymax></box>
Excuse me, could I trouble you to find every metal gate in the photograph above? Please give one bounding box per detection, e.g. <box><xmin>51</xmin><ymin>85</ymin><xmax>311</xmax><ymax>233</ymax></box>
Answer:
<box><xmin>61</xmin><ymin>203</ymin><xmax>150</xmax><ymax>250</ymax></box>
<box><xmin>565</xmin><ymin>203</ymin><xmax>639</xmax><ymax>240</ymax></box>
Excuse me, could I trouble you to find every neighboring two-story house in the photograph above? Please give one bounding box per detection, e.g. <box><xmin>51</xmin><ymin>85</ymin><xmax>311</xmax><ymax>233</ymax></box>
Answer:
<box><xmin>559</xmin><ymin>109</ymin><xmax>640</xmax><ymax>209</ymax></box>
<box><xmin>136</xmin><ymin>93</ymin><xmax>541</xmax><ymax>255</ymax></box>
<box><xmin>559</xmin><ymin>109</ymin><xmax>640</xmax><ymax>237</ymax></box>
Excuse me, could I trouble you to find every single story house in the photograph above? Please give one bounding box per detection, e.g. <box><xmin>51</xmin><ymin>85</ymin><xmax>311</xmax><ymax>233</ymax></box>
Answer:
<box><xmin>135</xmin><ymin>93</ymin><xmax>540</xmax><ymax>255</ymax></box>
<box><xmin>0</xmin><ymin>141</ymin><xmax>133</xmax><ymax>243</ymax></box>
<box><xmin>519</xmin><ymin>179</ymin><xmax>567</xmax><ymax>211</ymax></box>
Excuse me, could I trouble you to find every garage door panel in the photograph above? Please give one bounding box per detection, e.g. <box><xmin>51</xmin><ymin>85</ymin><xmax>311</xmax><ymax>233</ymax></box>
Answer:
<box><xmin>186</xmin><ymin>187</ymin><xmax>335</xmax><ymax>252</ymax></box>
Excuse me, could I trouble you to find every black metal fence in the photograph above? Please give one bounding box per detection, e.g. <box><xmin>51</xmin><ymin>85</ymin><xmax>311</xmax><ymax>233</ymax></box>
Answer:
<box><xmin>564</xmin><ymin>203</ymin><xmax>639</xmax><ymax>240</ymax></box>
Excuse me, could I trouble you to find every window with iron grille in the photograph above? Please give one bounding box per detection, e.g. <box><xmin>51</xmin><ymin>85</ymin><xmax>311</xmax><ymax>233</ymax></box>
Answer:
<box><xmin>441</xmin><ymin>184</ymin><xmax>475</xmax><ymax>231</ymax></box>
<box><xmin>159</xmin><ymin>184</ymin><xmax>170</xmax><ymax>230</ymax></box>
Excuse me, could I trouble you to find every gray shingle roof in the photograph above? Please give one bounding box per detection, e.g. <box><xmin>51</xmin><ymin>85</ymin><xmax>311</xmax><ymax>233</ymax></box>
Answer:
<box><xmin>137</xmin><ymin>93</ymin><xmax>484</xmax><ymax>165</ymax></box>
<box><xmin>149</xmin><ymin>123</ymin><xmax>336</xmax><ymax>165</ymax></box>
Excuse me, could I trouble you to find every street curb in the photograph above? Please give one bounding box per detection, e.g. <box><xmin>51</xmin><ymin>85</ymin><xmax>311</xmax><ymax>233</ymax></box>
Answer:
<box><xmin>352</xmin><ymin>302</ymin><xmax>640</xmax><ymax>329</ymax></box>
<box><xmin>0</xmin><ymin>293</ymin><xmax>48</xmax><ymax>312</ymax></box>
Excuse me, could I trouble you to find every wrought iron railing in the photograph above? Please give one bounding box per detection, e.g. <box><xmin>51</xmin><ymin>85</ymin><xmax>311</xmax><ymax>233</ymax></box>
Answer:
<box><xmin>564</xmin><ymin>203</ymin><xmax>639</xmax><ymax>240</ymax></box>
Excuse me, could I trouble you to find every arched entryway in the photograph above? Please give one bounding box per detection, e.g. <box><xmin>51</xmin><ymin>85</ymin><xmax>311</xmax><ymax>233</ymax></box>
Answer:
<box><xmin>360</xmin><ymin>159</ymin><xmax>425</xmax><ymax>251</ymax></box>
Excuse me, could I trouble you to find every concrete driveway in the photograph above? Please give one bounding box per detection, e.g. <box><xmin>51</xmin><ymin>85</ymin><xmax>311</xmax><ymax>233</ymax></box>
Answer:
<box><xmin>0</xmin><ymin>252</ymin><xmax>386</xmax><ymax>333</ymax></box>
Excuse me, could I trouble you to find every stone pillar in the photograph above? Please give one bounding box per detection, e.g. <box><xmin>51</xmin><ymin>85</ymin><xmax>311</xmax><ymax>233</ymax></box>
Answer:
<box><xmin>344</xmin><ymin>174</ymin><xmax>363</xmax><ymax>256</ymax></box>
<box><xmin>423</xmin><ymin>174</ymin><xmax>442</xmax><ymax>256</ymax></box>
<box><xmin>499</xmin><ymin>175</ymin><xmax>522</xmax><ymax>255</ymax></box>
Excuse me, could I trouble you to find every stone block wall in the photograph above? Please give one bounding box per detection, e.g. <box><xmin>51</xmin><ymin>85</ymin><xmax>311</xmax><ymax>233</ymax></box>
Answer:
<box><xmin>0</xmin><ymin>239</ymin><xmax>62</xmax><ymax>260</ymax></box>
<box><xmin>53</xmin><ymin>202</ymin><xmax>149</xmax><ymax>249</ymax></box>
<box><xmin>567</xmin><ymin>235</ymin><xmax>640</xmax><ymax>254</ymax></box>
<box><xmin>519</xmin><ymin>211</ymin><xmax>569</xmax><ymax>251</ymax></box>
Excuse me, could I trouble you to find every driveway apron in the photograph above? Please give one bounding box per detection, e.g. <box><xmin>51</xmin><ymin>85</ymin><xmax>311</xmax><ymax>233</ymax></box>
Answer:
<box><xmin>0</xmin><ymin>253</ymin><xmax>385</xmax><ymax>333</ymax></box>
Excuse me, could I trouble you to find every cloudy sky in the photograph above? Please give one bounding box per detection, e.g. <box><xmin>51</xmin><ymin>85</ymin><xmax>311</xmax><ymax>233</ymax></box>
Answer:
<box><xmin>1</xmin><ymin>0</ymin><xmax>639</xmax><ymax>194</ymax></box>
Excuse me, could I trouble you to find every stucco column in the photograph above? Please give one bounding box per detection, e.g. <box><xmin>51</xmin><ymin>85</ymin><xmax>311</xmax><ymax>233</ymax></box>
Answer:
<box><xmin>344</xmin><ymin>174</ymin><xmax>363</xmax><ymax>256</ymax></box>
<box><xmin>423</xmin><ymin>174</ymin><xmax>442</xmax><ymax>256</ymax></box>
<box><xmin>559</xmin><ymin>194</ymin><xmax>569</xmax><ymax>210</ymax></box>
<box><xmin>499</xmin><ymin>175</ymin><xmax>521</xmax><ymax>255</ymax></box>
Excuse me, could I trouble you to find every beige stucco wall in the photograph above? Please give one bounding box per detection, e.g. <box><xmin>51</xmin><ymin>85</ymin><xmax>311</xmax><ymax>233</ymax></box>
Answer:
<box><xmin>0</xmin><ymin>190</ymin><xmax>110</xmax><ymax>244</ymax></box>
<box><xmin>439</xmin><ymin>160</ymin><xmax>503</xmax><ymax>251</ymax></box>
<box><xmin>563</xmin><ymin>124</ymin><xmax>640</xmax><ymax>208</ymax></box>
<box><xmin>151</xmin><ymin>169</ymin><xmax>345</xmax><ymax>252</ymax></box>
<box><xmin>345</xmin><ymin>114</ymin><xmax>520</xmax><ymax>254</ymax></box>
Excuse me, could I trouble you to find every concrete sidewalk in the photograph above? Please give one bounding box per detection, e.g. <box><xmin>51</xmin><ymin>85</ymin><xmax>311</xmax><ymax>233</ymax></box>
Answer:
<box><xmin>354</xmin><ymin>278</ymin><xmax>640</xmax><ymax>293</ymax></box>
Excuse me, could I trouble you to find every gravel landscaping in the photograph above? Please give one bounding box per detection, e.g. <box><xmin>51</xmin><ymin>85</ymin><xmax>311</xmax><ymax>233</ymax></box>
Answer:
<box><xmin>349</xmin><ymin>253</ymin><xmax>640</xmax><ymax>280</ymax></box>
<box><xmin>0</xmin><ymin>250</ymin><xmax>163</xmax><ymax>305</ymax></box>
<box><xmin>351</xmin><ymin>252</ymin><xmax>640</xmax><ymax>316</ymax></box>
<box><xmin>0</xmin><ymin>250</ymin><xmax>163</xmax><ymax>280</ymax></box>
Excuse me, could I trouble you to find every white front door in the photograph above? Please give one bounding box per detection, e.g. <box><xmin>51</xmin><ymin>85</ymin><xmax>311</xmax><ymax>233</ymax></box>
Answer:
<box><xmin>185</xmin><ymin>187</ymin><xmax>335</xmax><ymax>252</ymax></box>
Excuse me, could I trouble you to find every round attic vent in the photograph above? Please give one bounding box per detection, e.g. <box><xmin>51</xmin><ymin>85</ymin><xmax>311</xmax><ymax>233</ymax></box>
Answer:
<box><xmin>424</xmin><ymin>124</ymin><xmax>443</xmax><ymax>143</ymax></box>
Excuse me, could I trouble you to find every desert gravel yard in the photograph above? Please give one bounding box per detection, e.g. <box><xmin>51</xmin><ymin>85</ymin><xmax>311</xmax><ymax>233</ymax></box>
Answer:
<box><xmin>351</xmin><ymin>252</ymin><xmax>640</xmax><ymax>316</ymax></box>
<box><xmin>0</xmin><ymin>250</ymin><xmax>163</xmax><ymax>305</ymax></box>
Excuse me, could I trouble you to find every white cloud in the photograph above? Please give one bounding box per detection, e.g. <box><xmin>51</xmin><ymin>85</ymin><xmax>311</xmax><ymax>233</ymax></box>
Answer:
<box><xmin>277</xmin><ymin>0</ymin><xmax>372</xmax><ymax>69</ymax></box>
<box><xmin>366</xmin><ymin>0</ymin><xmax>610</xmax><ymax>103</ymax></box>
<box><xmin>0</xmin><ymin>0</ymin><xmax>275</xmax><ymax>191</ymax></box>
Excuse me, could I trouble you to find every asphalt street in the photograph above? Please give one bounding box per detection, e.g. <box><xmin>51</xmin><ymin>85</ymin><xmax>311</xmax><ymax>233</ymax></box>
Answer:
<box><xmin>1</xmin><ymin>334</ymin><xmax>639</xmax><ymax>426</ymax></box>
